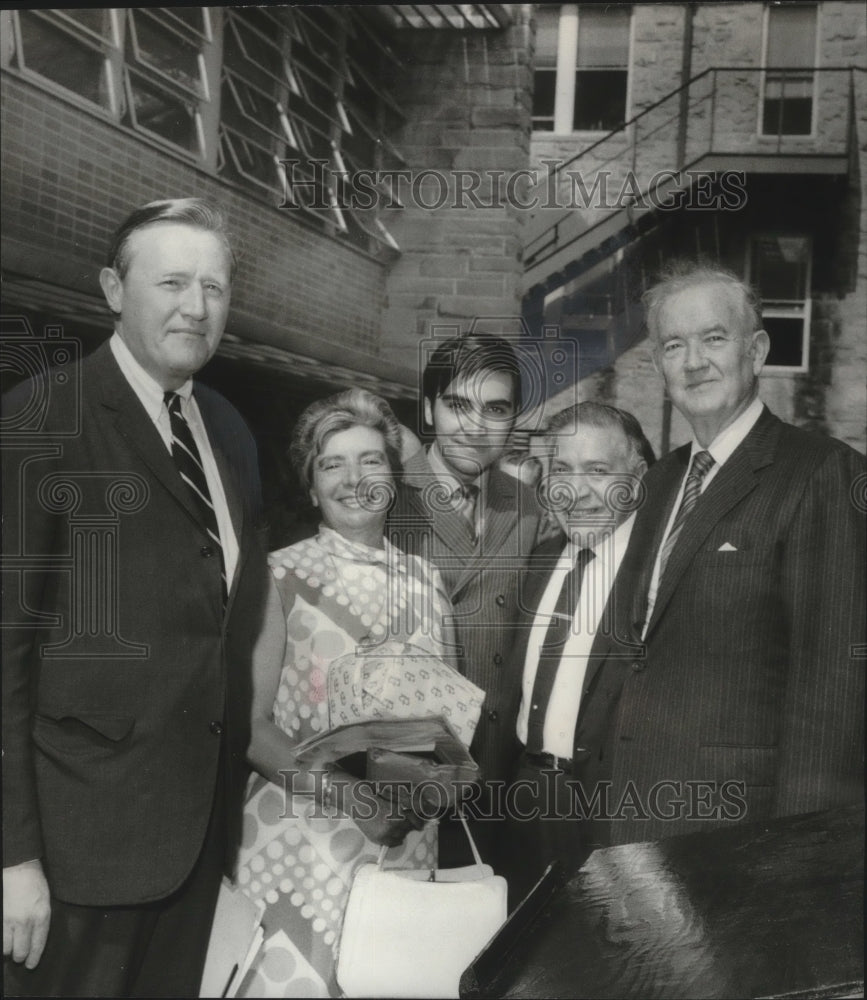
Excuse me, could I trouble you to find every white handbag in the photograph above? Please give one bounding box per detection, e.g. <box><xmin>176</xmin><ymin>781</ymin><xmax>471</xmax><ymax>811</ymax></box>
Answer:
<box><xmin>336</xmin><ymin>815</ymin><xmax>507</xmax><ymax>999</ymax></box>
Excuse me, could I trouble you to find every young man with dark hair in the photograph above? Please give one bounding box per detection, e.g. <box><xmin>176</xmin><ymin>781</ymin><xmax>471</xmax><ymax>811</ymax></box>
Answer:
<box><xmin>389</xmin><ymin>334</ymin><xmax>542</xmax><ymax>858</ymax></box>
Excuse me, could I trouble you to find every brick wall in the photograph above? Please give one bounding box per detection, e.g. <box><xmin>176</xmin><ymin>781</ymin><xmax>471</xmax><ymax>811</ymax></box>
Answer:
<box><xmin>0</xmin><ymin>73</ymin><xmax>394</xmax><ymax>381</ymax></box>
<box><xmin>381</xmin><ymin>12</ymin><xmax>533</xmax><ymax>387</ymax></box>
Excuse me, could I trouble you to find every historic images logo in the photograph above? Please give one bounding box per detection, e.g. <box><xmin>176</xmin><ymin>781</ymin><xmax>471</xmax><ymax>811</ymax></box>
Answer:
<box><xmin>278</xmin><ymin>160</ymin><xmax>748</xmax><ymax>213</ymax></box>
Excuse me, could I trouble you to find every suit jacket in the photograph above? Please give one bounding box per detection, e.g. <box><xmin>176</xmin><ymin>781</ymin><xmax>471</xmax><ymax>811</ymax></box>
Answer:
<box><xmin>579</xmin><ymin>407</ymin><xmax>866</xmax><ymax>845</ymax></box>
<box><xmin>388</xmin><ymin>449</ymin><xmax>541</xmax><ymax>785</ymax></box>
<box><xmin>1</xmin><ymin>341</ymin><xmax>269</xmax><ymax>905</ymax></box>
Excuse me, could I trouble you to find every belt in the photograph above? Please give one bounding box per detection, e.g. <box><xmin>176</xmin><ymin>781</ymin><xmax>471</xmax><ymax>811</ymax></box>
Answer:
<box><xmin>523</xmin><ymin>750</ymin><xmax>573</xmax><ymax>771</ymax></box>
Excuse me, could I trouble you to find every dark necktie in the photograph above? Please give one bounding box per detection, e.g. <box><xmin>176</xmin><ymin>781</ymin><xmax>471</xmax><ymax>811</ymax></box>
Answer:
<box><xmin>657</xmin><ymin>449</ymin><xmax>715</xmax><ymax>582</ymax></box>
<box><xmin>164</xmin><ymin>392</ymin><xmax>227</xmax><ymax>607</ymax></box>
<box><xmin>453</xmin><ymin>483</ymin><xmax>479</xmax><ymax>539</ymax></box>
<box><xmin>525</xmin><ymin>547</ymin><xmax>595</xmax><ymax>754</ymax></box>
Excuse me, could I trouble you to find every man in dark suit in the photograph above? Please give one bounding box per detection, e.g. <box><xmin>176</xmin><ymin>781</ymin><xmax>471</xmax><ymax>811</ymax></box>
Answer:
<box><xmin>500</xmin><ymin>402</ymin><xmax>652</xmax><ymax>901</ymax></box>
<box><xmin>388</xmin><ymin>334</ymin><xmax>541</xmax><ymax>857</ymax></box>
<box><xmin>2</xmin><ymin>199</ymin><xmax>268</xmax><ymax>996</ymax></box>
<box><xmin>579</xmin><ymin>263</ymin><xmax>865</xmax><ymax>847</ymax></box>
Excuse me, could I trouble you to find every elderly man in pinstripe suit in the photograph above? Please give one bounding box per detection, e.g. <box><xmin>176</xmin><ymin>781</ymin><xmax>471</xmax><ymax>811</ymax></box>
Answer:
<box><xmin>577</xmin><ymin>262</ymin><xmax>865</xmax><ymax>849</ymax></box>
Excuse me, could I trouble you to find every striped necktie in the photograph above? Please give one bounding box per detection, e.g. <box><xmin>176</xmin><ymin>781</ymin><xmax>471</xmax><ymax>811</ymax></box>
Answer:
<box><xmin>657</xmin><ymin>449</ymin><xmax>715</xmax><ymax>583</ymax></box>
<box><xmin>525</xmin><ymin>547</ymin><xmax>595</xmax><ymax>755</ymax></box>
<box><xmin>164</xmin><ymin>392</ymin><xmax>228</xmax><ymax>607</ymax></box>
<box><xmin>452</xmin><ymin>483</ymin><xmax>479</xmax><ymax>539</ymax></box>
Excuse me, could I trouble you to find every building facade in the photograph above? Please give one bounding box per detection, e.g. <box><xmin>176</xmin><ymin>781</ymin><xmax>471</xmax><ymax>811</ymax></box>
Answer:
<box><xmin>2</xmin><ymin>3</ymin><xmax>864</xmax><ymax>548</ymax></box>
<box><xmin>0</xmin><ymin>5</ymin><xmax>534</xmax><ymax>542</ymax></box>
<box><xmin>525</xmin><ymin>1</ymin><xmax>866</xmax><ymax>455</ymax></box>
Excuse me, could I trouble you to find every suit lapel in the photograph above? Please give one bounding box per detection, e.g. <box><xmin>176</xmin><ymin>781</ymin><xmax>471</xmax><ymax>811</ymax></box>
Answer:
<box><xmin>92</xmin><ymin>346</ymin><xmax>203</xmax><ymax>530</ymax></box>
<box><xmin>645</xmin><ymin>409</ymin><xmax>779</xmax><ymax>636</ymax></box>
<box><xmin>401</xmin><ymin>450</ymin><xmax>475</xmax><ymax>561</ymax></box>
<box><xmin>625</xmin><ymin>450</ymin><xmax>686</xmax><ymax>634</ymax></box>
<box><xmin>452</xmin><ymin>465</ymin><xmax>520</xmax><ymax>596</ymax></box>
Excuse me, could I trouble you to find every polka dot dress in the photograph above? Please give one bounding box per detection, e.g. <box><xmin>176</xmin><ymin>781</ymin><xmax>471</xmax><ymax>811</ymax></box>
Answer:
<box><xmin>235</xmin><ymin>528</ymin><xmax>447</xmax><ymax>998</ymax></box>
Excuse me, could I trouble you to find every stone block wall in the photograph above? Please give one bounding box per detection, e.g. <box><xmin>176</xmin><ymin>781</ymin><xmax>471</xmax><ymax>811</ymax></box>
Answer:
<box><xmin>381</xmin><ymin>10</ymin><xmax>533</xmax><ymax>390</ymax></box>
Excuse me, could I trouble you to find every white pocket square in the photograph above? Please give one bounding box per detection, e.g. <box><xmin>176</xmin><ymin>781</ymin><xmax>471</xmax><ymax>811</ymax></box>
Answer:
<box><xmin>717</xmin><ymin>542</ymin><xmax>738</xmax><ymax>552</ymax></box>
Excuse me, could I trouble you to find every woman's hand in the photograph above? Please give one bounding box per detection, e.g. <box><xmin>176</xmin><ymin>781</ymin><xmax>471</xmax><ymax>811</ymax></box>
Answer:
<box><xmin>347</xmin><ymin>781</ymin><xmax>427</xmax><ymax>847</ymax></box>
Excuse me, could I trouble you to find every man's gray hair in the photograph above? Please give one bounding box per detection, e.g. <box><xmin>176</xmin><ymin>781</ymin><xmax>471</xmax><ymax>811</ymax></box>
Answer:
<box><xmin>643</xmin><ymin>260</ymin><xmax>762</xmax><ymax>344</ymax></box>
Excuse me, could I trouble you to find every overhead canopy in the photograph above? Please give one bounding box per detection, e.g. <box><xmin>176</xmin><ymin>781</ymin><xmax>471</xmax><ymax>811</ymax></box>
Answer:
<box><xmin>375</xmin><ymin>5</ymin><xmax>510</xmax><ymax>30</ymax></box>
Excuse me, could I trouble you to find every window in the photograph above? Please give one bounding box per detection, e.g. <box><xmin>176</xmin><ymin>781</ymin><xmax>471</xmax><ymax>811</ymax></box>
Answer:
<box><xmin>5</xmin><ymin>7</ymin><xmax>407</xmax><ymax>253</ymax></box>
<box><xmin>13</xmin><ymin>10</ymin><xmax>117</xmax><ymax>110</ymax></box>
<box><xmin>748</xmin><ymin>235</ymin><xmax>811</xmax><ymax>371</ymax></box>
<box><xmin>218</xmin><ymin>6</ymin><xmax>404</xmax><ymax>249</ymax></box>
<box><xmin>532</xmin><ymin>4</ymin><xmax>630</xmax><ymax>133</ymax></box>
<box><xmin>532</xmin><ymin>7</ymin><xmax>558</xmax><ymax>131</ymax></box>
<box><xmin>122</xmin><ymin>8</ymin><xmax>210</xmax><ymax>156</ymax></box>
<box><xmin>9</xmin><ymin>8</ymin><xmax>211</xmax><ymax>157</ymax></box>
<box><xmin>761</xmin><ymin>4</ymin><xmax>817</xmax><ymax>137</ymax></box>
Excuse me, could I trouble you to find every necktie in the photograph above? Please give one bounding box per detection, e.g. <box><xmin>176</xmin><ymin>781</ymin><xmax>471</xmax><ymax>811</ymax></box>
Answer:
<box><xmin>525</xmin><ymin>547</ymin><xmax>595</xmax><ymax>754</ymax></box>
<box><xmin>657</xmin><ymin>449</ymin><xmax>715</xmax><ymax>583</ymax></box>
<box><xmin>164</xmin><ymin>392</ymin><xmax>228</xmax><ymax>607</ymax></box>
<box><xmin>453</xmin><ymin>483</ymin><xmax>479</xmax><ymax>539</ymax></box>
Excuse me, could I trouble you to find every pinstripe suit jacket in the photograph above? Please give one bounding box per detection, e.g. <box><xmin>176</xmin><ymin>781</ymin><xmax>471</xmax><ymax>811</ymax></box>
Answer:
<box><xmin>388</xmin><ymin>449</ymin><xmax>542</xmax><ymax>786</ymax></box>
<box><xmin>580</xmin><ymin>406</ymin><xmax>866</xmax><ymax>845</ymax></box>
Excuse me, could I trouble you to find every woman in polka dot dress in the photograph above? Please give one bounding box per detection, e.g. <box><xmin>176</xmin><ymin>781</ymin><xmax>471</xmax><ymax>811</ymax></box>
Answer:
<box><xmin>234</xmin><ymin>390</ymin><xmax>457</xmax><ymax>998</ymax></box>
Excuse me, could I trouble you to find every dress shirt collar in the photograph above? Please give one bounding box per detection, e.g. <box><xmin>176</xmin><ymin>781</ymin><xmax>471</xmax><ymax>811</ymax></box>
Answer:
<box><xmin>110</xmin><ymin>332</ymin><xmax>194</xmax><ymax>422</ymax></box>
<box><xmin>563</xmin><ymin>512</ymin><xmax>635</xmax><ymax>570</ymax></box>
<box><xmin>692</xmin><ymin>397</ymin><xmax>764</xmax><ymax>470</ymax></box>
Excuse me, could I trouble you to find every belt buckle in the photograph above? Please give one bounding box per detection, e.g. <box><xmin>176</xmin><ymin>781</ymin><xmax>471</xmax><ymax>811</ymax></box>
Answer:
<box><xmin>549</xmin><ymin>753</ymin><xmax>572</xmax><ymax>771</ymax></box>
<box><xmin>527</xmin><ymin>750</ymin><xmax>572</xmax><ymax>771</ymax></box>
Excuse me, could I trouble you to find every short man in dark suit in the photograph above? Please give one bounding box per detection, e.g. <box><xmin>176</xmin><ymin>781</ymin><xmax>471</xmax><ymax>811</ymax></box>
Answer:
<box><xmin>2</xmin><ymin>199</ymin><xmax>269</xmax><ymax>996</ymax></box>
<box><xmin>388</xmin><ymin>334</ymin><xmax>541</xmax><ymax>860</ymax></box>
<box><xmin>501</xmin><ymin>402</ymin><xmax>653</xmax><ymax>901</ymax></box>
<box><xmin>580</xmin><ymin>262</ymin><xmax>865</xmax><ymax>847</ymax></box>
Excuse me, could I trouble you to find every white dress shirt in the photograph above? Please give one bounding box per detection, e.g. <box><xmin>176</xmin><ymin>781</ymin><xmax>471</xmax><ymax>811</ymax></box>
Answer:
<box><xmin>516</xmin><ymin>514</ymin><xmax>635</xmax><ymax>758</ymax></box>
<box><xmin>643</xmin><ymin>397</ymin><xmax>764</xmax><ymax>633</ymax></box>
<box><xmin>110</xmin><ymin>332</ymin><xmax>239</xmax><ymax>585</ymax></box>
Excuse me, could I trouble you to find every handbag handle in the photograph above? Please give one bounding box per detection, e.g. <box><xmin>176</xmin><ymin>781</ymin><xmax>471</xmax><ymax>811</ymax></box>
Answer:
<box><xmin>376</xmin><ymin>809</ymin><xmax>486</xmax><ymax>876</ymax></box>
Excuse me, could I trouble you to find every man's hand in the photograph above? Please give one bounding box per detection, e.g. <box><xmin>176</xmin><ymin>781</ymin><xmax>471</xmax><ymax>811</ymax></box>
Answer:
<box><xmin>3</xmin><ymin>859</ymin><xmax>51</xmax><ymax>969</ymax></box>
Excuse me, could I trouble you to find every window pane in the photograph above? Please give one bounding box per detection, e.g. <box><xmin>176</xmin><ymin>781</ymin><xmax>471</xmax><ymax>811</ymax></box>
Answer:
<box><xmin>535</xmin><ymin>6</ymin><xmax>560</xmax><ymax>69</ymax></box>
<box><xmin>763</xmin><ymin>315</ymin><xmax>805</xmax><ymax>367</ymax></box>
<box><xmin>128</xmin><ymin>9</ymin><xmax>203</xmax><ymax>95</ymax></box>
<box><xmin>57</xmin><ymin>8</ymin><xmax>113</xmax><ymax>38</ymax></box>
<box><xmin>573</xmin><ymin>69</ymin><xmax>627</xmax><ymax>130</ymax></box>
<box><xmin>125</xmin><ymin>72</ymin><xmax>199</xmax><ymax>152</ymax></box>
<box><xmin>577</xmin><ymin>6</ymin><xmax>630</xmax><ymax>68</ymax></box>
<box><xmin>751</xmin><ymin>236</ymin><xmax>809</xmax><ymax>301</ymax></box>
<box><xmin>762</xmin><ymin>96</ymin><xmax>813</xmax><ymax>135</ymax></box>
<box><xmin>18</xmin><ymin>11</ymin><xmax>107</xmax><ymax>105</ymax></box>
<box><xmin>767</xmin><ymin>5</ymin><xmax>816</xmax><ymax>68</ymax></box>
<box><xmin>533</xmin><ymin>68</ymin><xmax>557</xmax><ymax>126</ymax></box>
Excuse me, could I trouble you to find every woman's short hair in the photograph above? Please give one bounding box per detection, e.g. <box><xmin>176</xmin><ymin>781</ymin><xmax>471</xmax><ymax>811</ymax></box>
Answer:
<box><xmin>107</xmin><ymin>198</ymin><xmax>237</xmax><ymax>279</ymax></box>
<box><xmin>290</xmin><ymin>388</ymin><xmax>403</xmax><ymax>490</ymax></box>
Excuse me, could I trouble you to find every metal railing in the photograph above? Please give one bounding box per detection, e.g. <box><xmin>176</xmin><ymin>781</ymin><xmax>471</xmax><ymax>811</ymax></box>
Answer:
<box><xmin>525</xmin><ymin>65</ymin><xmax>860</xmax><ymax>280</ymax></box>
